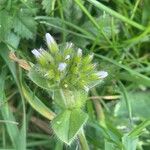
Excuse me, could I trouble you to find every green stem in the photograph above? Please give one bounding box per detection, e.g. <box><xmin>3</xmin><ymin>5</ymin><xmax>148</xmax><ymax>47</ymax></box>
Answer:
<box><xmin>78</xmin><ymin>129</ymin><xmax>89</xmax><ymax>150</ymax></box>
<box><xmin>86</xmin><ymin>0</ymin><xmax>145</xmax><ymax>30</ymax></box>
<box><xmin>130</xmin><ymin>0</ymin><xmax>141</xmax><ymax>20</ymax></box>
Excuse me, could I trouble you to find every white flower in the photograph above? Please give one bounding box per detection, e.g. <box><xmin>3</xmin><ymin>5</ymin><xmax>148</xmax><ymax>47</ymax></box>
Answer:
<box><xmin>32</xmin><ymin>49</ymin><xmax>42</xmax><ymax>58</ymax></box>
<box><xmin>58</xmin><ymin>63</ymin><xmax>67</xmax><ymax>71</ymax></box>
<box><xmin>84</xmin><ymin>86</ymin><xmax>89</xmax><ymax>92</ymax></box>
<box><xmin>66</xmin><ymin>42</ymin><xmax>73</xmax><ymax>49</ymax></box>
<box><xmin>65</xmin><ymin>55</ymin><xmax>71</xmax><ymax>60</ymax></box>
<box><xmin>97</xmin><ymin>71</ymin><xmax>108</xmax><ymax>79</ymax></box>
<box><xmin>45</xmin><ymin>33</ymin><xmax>55</xmax><ymax>46</ymax></box>
<box><xmin>89</xmin><ymin>53</ymin><xmax>94</xmax><ymax>60</ymax></box>
<box><xmin>77</xmin><ymin>48</ymin><xmax>82</xmax><ymax>57</ymax></box>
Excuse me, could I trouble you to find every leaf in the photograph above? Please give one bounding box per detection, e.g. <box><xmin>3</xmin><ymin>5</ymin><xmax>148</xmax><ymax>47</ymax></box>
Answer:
<box><xmin>22</xmin><ymin>83</ymin><xmax>55</xmax><ymax>120</ymax></box>
<box><xmin>51</xmin><ymin>109</ymin><xmax>88</xmax><ymax>145</ymax></box>
<box><xmin>5</xmin><ymin>32</ymin><xmax>20</xmax><ymax>50</ymax></box>
<box><xmin>105</xmin><ymin>140</ymin><xmax>118</xmax><ymax>150</ymax></box>
<box><xmin>142</xmin><ymin>0</ymin><xmax>150</xmax><ymax>25</ymax></box>
<box><xmin>82</xmin><ymin>14</ymin><xmax>119</xmax><ymax>41</ymax></box>
<box><xmin>0</xmin><ymin>44</ymin><xmax>27</xmax><ymax>149</ymax></box>
<box><xmin>13</xmin><ymin>12</ymin><xmax>37</xmax><ymax>39</ymax></box>
<box><xmin>42</xmin><ymin>0</ymin><xmax>56</xmax><ymax>15</ymax></box>
<box><xmin>114</xmin><ymin>91</ymin><xmax>150</xmax><ymax>119</ymax></box>
<box><xmin>0</xmin><ymin>69</ymin><xmax>19</xmax><ymax>149</ymax></box>
<box><xmin>62</xmin><ymin>0</ymin><xmax>83</xmax><ymax>23</ymax></box>
<box><xmin>122</xmin><ymin>134</ymin><xmax>138</xmax><ymax>150</ymax></box>
<box><xmin>0</xmin><ymin>10</ymin><xmax>12</xmax><ymax>41</ymax></box>
<box><xmin>129</xmin><ymin>120</ymin><xmax>150</xmax><ymax>137</ymax></box>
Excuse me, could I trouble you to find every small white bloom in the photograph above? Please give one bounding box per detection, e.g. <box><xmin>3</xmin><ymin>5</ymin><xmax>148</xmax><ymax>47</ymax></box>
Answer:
<box><xmin>32</xmin><ymin>49</ymin><xmax>42</xmax><ymax>58</ymax></box>
<box><xmin>65</xmin><ymin>55</ymin><xmax>71</xmax><ymax>60</ymax></box>
<box><xmin>45</xmin><ymin>33</ymin><xmax>55</xmax><ymax>45</ymax></box>
<box><xmin>84</xmin><ymin>86</ymin><xmax>89</xmax><ymax>92</ymax></box>
<box><xmin>77</xmin><ymin>48</ymin><xmax>82</xmax><ymax>57</ymax></box>
<box><xmin>58</xmin><ymin>62</ymin><xmax>67</xmax><ymax>71</ymax></box>
<box><xmin>89</xmin><ymin>53</ymin><xmax>94</xmax><ymax>60</ymax></box>
<box><xmin>38</xmin><ymin>47</ymin><xmax>45</xmax><ymax>53</ymax></box>
<box><xmin>66</xmin><ymin>42</ymin><xmax>73</xmax><ymax>49</ymax></box>
<box><xmin>97</xmin><ymin>71</ymin><xmax>108</xmax><ymax>79</ymax></box>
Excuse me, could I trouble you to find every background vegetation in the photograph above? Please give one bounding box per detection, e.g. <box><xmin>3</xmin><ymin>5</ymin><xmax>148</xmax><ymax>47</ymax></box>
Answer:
<box><xmin>0</xmin><ymin>0</ymin><xmax>150</xmax><ymax>149</ymax></box>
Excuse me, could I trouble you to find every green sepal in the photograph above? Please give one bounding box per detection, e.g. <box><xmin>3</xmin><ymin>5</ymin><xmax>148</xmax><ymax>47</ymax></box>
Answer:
<box><xmin>28</xmin><ymin>67</ymin><xmax>58</xmax><ymax>90</ymax></box>
<box><xmin>48</xmin><ymin>41</ymin><xmax>59</xmax><ymax>54</ymax></box>
<box><xmin>51</xmin><ymin>109</ymin><xmax>88</xmax><ymax>145</ymax></box>
<box><xmin>38</xmin><ymin>51</ymin><xmax>54</xmax><ymax>66</ymax></box>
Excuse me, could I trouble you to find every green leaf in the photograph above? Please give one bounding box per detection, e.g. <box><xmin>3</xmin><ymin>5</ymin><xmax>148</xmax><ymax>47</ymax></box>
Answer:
<box><xmin>51</xmin><ymin>109</ymin><xmax>88</xmax><ymax>145</ymax></box>
<box><xmin>115</xmin><ymin>91</ymin><xmax>150</xmax><ymax>119</ymax></box>
<box><xmin>13</xmin><ymin>13</ymin><xmax>37</xmax><ymax>39</ymax></box>
<box><xmin>5</xmin><ymin>32</ymin><xmax>20</xmax><ymax>50</ymax></box>
<box><xmin>22</xmin><ymin>84</ymin><xmax>55</xmax><ymax>120</ymax></box>
<box><xmin>82</xmin><ymin>14</ymin><xmax>119</xmax><ymax>41</ymax></box>
<box><xmin>0</xmin><ymin>10</ymin><xmax>12</xmax><ymax>41</ymax></box>
<box><xmin>129</xmin><ymin>120</ymin><xmax>150</xmax><ymax>137</ymax></box>
<box><xmin>62</xmin><ymin>0</ymin><xmax>83</xmax><ymax>23</ymax></box>
<box><xmin>105</xmin><ymin>140</ymin><xmax>118</xmax><ymax>150</ymax></box>
<box><xmin>122</xmin><ymin>134</ymin><xmax>138</xmax><ymax>150</ymax></box>
<box><xmin>0</xmin><ymin>69</ymin><xmax>19</xmax><ymax>149</ymax></box>
<box><xmin>142</xmin><ymin>0</ymin><xmax>150</xmax><ymax>25</ymax></box>
<box><xmin>42</xmin><ymin>0</ymin><xmax>56</xmax><ymax>15</ymax></box>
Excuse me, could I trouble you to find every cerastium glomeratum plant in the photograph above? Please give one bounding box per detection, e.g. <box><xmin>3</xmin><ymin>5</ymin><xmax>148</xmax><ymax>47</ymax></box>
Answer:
<box><xmin>28</xmin><ymin>33</ymin><xmax>108</xmax><ymax>145</ymax></box>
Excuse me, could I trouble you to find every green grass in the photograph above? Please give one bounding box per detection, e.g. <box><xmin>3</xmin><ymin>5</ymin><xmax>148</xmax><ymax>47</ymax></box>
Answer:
<box><xmin>0</xmin><ymin>0</ymin><xmax>150</xmax><ymax>149</ymax></box>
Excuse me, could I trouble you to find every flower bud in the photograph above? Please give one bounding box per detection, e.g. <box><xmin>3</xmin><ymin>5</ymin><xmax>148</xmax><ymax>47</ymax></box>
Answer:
<box><xmin>77</xmin><ymin>48</ymin><xmax>82</xmax><ymax>57</ymax></box>
<box><xmin>96</xmin><ymin>71</ymin><xmax>108</xmax><ymax>79</ymax></box>
<box><xmin>66</xmin><ymin>42</ymin><xmax>73</xmax><ymax>49</ymax></box>
<box><xmin>58</xmin><ymin>63</ymin><xmax>67</xmax><ymax>72</ymax></box>
<box><xmin>45</xmin><ymin>33</ymin><xmax>58</xmax><ymax>54</ymax></box>
<box><xmin>32</xmin><ymin>49</ymin><xmax>42</xmax><ymax>58</ymax></box>
<box><xmin>65</xmin><ymin>55</ymin><xmax>71</xmax><ymax>60</ymax></box>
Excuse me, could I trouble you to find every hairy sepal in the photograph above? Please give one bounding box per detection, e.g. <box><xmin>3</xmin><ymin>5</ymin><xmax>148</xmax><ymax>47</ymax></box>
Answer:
<box><xmin>28</xmin><ymin>67</ymin><xmax>58</xmax><ymax>90</ymax></box>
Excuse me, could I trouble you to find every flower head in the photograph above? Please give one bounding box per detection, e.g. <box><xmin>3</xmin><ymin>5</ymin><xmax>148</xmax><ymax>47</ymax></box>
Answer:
<box><xmin>30</xmin><ymin>33</ymin><xmax>108</xmax><ymax>91</ymax></box>
<box><xmin>45</xmin><ymin>33</ymin><xmax>55</xmax><ymax>46</ymax></box>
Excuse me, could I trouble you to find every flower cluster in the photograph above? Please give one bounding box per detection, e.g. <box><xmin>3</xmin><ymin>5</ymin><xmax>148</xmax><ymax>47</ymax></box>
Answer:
<box><xmin>30</xmin><ymin>33</ymin><xmax>108</xmax><ymax>91</ymax></box>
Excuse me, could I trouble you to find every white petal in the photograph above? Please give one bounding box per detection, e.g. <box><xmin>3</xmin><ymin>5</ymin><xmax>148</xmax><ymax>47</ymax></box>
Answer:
<box><xmin>65</xmin><ymin>55</ymin><xmax>71</xmax><ymax>60</ymax></box>
<box><xmin>45</xmin><ymin>33</ymin><xmax>55</xmax><ymax>45</ymax></box>
<box><xmin>89</xmin><ymin>53</ymin><xmax>94</xmax><ymax>60</ymax></box>
<box><xmin>31</xmin><ymin>49</ymin><xmax>41</xmax><ymax>58</ymax></box>
<box><xmin>66</xmin><ymin>42</ymin><xmax>73</xmax><ymax>49</ymax></box>
<box><xmin>58</xmin><ymin>63</ymin><xmax>67</xmax><ymax>71</ymax></box>
<box><xmin>77</xmin><ymin>48</ymin><xmax>82</xmax><ymax>57</ymax></box>
<box><xmin>84</xmin><ymin>86</ymin><xmax>89</xmax><ymax>92</ymax></box>
<box><xmin>97</xmin><ymin>71</ymin><xmax>108</xmax><ymax>79</ymax></box>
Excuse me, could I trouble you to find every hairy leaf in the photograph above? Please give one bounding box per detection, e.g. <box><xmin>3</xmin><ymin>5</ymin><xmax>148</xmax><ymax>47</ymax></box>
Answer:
<box><xmin>13</xmin><ymin>13</ymin><xmax>37</xmax><ymax>39</ymax></box>
<box><xmin>51</xmin><ymin>109</ymin><xmax>88</xmax><ymax>145</ymax></box>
